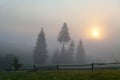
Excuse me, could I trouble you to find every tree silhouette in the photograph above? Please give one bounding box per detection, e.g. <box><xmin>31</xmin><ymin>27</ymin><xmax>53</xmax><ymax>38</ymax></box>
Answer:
<box><xmin>12</xmin><ymin>56</ymin><xmax>22</xmax><ymax>70</ymax></box>
<box><xmin>57</xmin><ymin>22</ymin><xmax>70</xmax><ymax>64</ymax></box>
<box><xmin>57</xmin><ymin>22</ymin><xmax>70</xmax><ymax>45</ymax></box>
<box><xmin>33</xmin><ymin>28</ymin><xmax>48</xmax><ymax>65</ymax></box>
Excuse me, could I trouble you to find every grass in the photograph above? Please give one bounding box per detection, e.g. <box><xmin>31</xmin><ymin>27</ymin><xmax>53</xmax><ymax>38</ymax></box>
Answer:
<box><xmin>0</xmin><ymin>70</ymin><xmax>120</xmax><ymax>80</ymax></box>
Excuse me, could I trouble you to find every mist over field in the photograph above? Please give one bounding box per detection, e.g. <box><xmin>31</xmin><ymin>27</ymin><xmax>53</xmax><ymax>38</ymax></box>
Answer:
<box><xmin>0</xmin><ymin>0</ymin><xmax>120</xmax><ymax>66</ymax></box>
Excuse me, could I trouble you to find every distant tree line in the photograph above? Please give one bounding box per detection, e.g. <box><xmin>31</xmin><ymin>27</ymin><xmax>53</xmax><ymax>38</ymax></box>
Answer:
<box><xmin>34</xmin><ymin>22</ymin><xmax>86</xmax><ymax>65</ymax></box>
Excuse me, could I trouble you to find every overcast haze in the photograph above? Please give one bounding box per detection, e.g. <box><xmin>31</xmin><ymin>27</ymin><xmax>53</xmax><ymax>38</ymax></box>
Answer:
<box><xmin>0</xmin><ymin>0</ymin><xmax>120</xmax><ymax>62</ymax></box>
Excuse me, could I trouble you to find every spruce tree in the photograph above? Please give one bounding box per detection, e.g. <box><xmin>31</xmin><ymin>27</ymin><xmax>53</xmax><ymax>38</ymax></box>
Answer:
<box><xmin>57</xmin><ymin>22</ymin><xmax>70</xmax><ymax>45</ymax></box>
<box><xmin>12</xmin><ymin>56</ymin><xmax>22</xmax><ymax>70</ymax></box>
<box><xmin>33</xmin><ymin>28</ymin><xmax>48</xmax><ymax>65</ymax></box>
<box><xmin>57</xmin><ymin>22</ymin><xmax>70</xmax><ymax>64</ymax></box>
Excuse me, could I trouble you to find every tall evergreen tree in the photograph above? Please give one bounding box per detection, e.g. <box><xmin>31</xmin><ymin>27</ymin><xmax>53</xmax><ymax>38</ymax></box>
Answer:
<box><xmin>52</xmin><ymin>48</ymin><xmax>59</xmax><ymax>64</ymax></box>
<box><xmin>57</xmin><ymin>22</ymin><xmax>70</xmax><ymax>64</ymax></box>
<box><xmin>67</xmin><ymin>41</ymin><xmax>75</xmax><ymax>64</ymax></box>
<box><xmin>75</xmin><ymin>40</ymin><xmax>86</xmax><ymax>64</ymax></box>
<box><xmin>33</xmin><ymin>28</ymin><xmax>48</xmax><ymax>65</ymax></box>
<box><xmin>57</xmin><ymin>22</ymin><xmax>70</xmax><ymax>46</ymax></box>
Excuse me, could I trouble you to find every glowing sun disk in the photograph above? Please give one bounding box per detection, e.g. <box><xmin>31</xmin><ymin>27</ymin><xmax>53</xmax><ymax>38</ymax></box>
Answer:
<box><xmin>91</xmin><ymin>27</ymin><xmax>101</xmax><ymax>39</ymax></box>
<box><xmin>92</xmin><ymin>31</ymin><xmax>99</xmax><ymax>37</ymax></box>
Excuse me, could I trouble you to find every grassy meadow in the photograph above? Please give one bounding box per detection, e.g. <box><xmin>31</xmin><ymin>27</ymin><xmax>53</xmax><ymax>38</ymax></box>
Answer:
<box><xmin>0</xmin><ymin>70</ymin><xmax>120</xmax><ymax>80</ymax></box>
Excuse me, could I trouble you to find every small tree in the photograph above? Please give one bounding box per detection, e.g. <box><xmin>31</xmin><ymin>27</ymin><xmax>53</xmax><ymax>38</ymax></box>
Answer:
<box><xmin>12</xmin><ymin>56</ymin><xmax>22</xmax><ymax>70</ymax></box>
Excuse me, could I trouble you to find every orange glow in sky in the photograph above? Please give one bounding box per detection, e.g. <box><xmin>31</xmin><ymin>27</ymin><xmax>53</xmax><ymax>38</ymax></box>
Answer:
<box><xmin>83</xmin><ymin>25</ymin><xmax>105</xmax><ymax>40</ymax></box>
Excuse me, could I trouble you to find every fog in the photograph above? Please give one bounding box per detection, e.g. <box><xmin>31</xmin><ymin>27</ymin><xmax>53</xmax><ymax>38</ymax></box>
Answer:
<box><xmin>0</xmin><ymin>0</ymin><xmax>120</xmax><ymax>65</ymax></box>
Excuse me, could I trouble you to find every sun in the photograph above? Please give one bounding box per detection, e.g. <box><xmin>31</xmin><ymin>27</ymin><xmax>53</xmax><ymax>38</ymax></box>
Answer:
<box><xmin>92</xmin><ymin>31</ymin><xmax>99</xmax><ymax>38</ymax></box>
<box><xmin>90</xmin><ymin>27</ymin><xmax>101</xmax><ymax>39</ymax></box>
<box><xmin>83</xmin><ymin>25</ymin><xmax>105</xmax><ymax>40</ymax></box>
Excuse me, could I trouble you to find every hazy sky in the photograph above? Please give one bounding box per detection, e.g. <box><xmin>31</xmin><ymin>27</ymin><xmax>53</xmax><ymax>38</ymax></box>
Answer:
<box><xmin>0</xmin><ymin>0</ymin><xmax>120</xmax><ymax>60</ymax></box>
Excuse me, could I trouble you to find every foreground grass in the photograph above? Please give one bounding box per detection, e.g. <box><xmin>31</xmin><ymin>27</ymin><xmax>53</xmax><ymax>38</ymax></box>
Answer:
<box><xmin>0</xmin><ymin>70</ymin><xmax>120</xmax><ymax>80</ymax></box>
